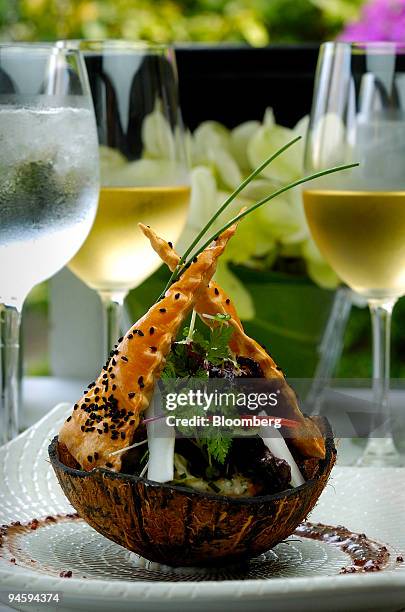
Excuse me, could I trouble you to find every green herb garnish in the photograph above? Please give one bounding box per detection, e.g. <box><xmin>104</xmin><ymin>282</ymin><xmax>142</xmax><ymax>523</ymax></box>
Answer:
<box><xmin>161</xmin><ymin>318</ymin><xmax>237</xmax><ymax>464</ymax></box>
<box><xmin>205</xmin><ymin>324</ymin><xmax>233</xmax><ymax>366</ymax></box>
<box><xmin>205</xmin><ymin>434</ymin><xmax>233</xmax><ymax>466</ymax></box>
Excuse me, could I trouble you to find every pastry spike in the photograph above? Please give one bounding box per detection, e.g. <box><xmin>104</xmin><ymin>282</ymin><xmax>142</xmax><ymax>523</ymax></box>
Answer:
<box><xmin>59</xmin><ymin>223</ymin><xmax>238</xmax><ymax>472</ymax></box>
<box><xmin>139</xmin><ymin>223</ymin><xmax>243</xmax><ymax>330</ymax></box>
<box><xmin>139</xmin><ymin>223</ymin><xmax>325</xmax><ymax>460</ymax></box>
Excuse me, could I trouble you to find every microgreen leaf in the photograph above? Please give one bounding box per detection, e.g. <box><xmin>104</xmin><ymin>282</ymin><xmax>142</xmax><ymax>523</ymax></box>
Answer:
<box><xmin>205</xmin><ymin>435</ymin><xmax>232</xmax><ymax>465</ymax></box>
<box><xmin>205</xmin><ymin>324</ymin><xmax>233</xmax><ymax>365</ymax></box>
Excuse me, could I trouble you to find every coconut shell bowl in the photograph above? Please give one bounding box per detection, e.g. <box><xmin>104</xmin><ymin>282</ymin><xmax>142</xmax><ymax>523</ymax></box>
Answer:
<box><xmin>48</xmin><ymin>418</ymin><xmax>336</xmax><ymax>568</ymax></box>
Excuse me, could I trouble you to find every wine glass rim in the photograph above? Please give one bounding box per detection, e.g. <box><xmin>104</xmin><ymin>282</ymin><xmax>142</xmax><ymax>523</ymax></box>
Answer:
<box><xmin>0</xmin><ymin>42</ymin><xmax>81</xmax><ymax>55</ymax></box>
<box><xmin>321</xmin><ymin>40</ymin><xmax>405</xmax><ymax>54</ymax></box>
<box><xmin>57</xmin><ymin>39</ymin><xmax>171</xmax><ymax>54</ymax></box>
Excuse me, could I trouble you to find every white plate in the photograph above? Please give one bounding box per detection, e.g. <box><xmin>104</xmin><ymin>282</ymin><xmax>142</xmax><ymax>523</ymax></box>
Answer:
<box><xmin>0</xmin><ymin>403</ymin><xmax>405</xmax><ymax>612</ymax></box>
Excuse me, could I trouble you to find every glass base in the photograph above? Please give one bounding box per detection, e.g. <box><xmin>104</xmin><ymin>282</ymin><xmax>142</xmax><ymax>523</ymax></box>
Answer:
<box><xmin>356</xmin><ymin>437</ymin><xmax>405</xmax><ymax>467</ymax></box>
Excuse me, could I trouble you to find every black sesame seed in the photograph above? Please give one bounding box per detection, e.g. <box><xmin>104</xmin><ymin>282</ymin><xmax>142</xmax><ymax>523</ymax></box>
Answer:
<box><xmin>127</xmin><ymin>333</ymin><xmax>133</xmax><ymax>339</ymax></box>
<box><xmin>97</xmin><ymin>429</ymin><xmax>102</xmax><ymax>434</ymax></box>
<box><xmin>112</xmin><ymin>384</ymin><xmax>117</xmax><ymax>391</ymax></box>
<box><xmin>129</xmin><ymin>420</ymin><xmax>135</xmax><ymax>425</ymax></box>
<box><xmin>193</xmin><ymin>256</ymin><xmax>198</xmax><ymax>263</ymax></box>
<box><xmin>87</xmin><ymin>455</ymin><xmax>93</xmax><ymax>463</ymax></box>
<box><xmin>159</xmin><ymin>308</ymin><xmax>166</xmax><ymax>313</ymax></box>
<box><xmin>128</xmin><ymin>392</ymin><xmax>135</xmax><ymax>399</ymax></box>
<box><xmin>214</xmin><ymin>287</ymin><xmax>219</xmax><ymax>296</ymax></box>
<box><xmin>168</xmin><ymin>241</ymin><xmax>173</xmax><ymax>248</ymax></box>
<box><xmin>150</xmin><ymin>346</ymin><xmax>157</xmax><ymax>353</ymax></box>
<box><xmin>226</xmin><ymin>298</ymin><xmax>230</xmax><ymax>304</ymax></box>
<box><xmin>149</xmin><ymin>327</ymin><xmax>155</xmax><ymax>335</ymax></box>
<box><xmin>81</xmin><ymin>425</ymin><xmax>85</xmax><ymax>432</ymax></box>
<box><xmin>175</xmin><ymin>293</ymin><xmax>180</xmax><ymax>300</ymax></box>
<box><xmin>94</xmin><ymin>452</ymin><xmax>99</xmax><ymax>460</ymax></box>
<box><xmin>66</xmin><ymin>416</ymin><xmax>72</xmax><ymax>422</ymax></box>
<box><xmin>118</xmin><ymin>336</ymin><xmax>124</xmax><ymax>342</ymax></box>
<box><xmin>121</xmin><ymin>432</ymin><xmax>126</xmax><ymax>440</ymax></box>
<box><xmin>106</xmin><ymin>462</ymin><xmax>113</xmax><ymax>468</ymax></box>
<box><xmin>110</xmin><ymin>373</ymin><xmax>115</xmax><ymax>379</ymax></box>
<box><xmin>121</xmin><ymin>356</ymin><xmax>128</xmax><ymax>362</ymax></box>
<box><xmin>138</xmin><ymin>330</ymin><xmax>144</xmax><ymax>337</ymax></box>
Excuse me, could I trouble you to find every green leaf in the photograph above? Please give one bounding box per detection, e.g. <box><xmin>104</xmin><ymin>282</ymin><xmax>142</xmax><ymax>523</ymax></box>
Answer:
<box><xmin>205</xmin><ymin>322</ymin><xmax>233</xmax><ymax>365</ymax></box>
<box><xmin>205</xmin><ymin>435</ymin><xmax>233</xmax><ymax>465</ymax></box>
<box><xmin>228</xmin><ymin>264</ymin><xmax>336</xmax><ymax>378</ymax></box>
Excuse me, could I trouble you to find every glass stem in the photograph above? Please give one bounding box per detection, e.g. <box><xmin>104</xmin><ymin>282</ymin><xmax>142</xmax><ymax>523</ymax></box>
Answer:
<box><xmin>99</xmin><ymin>291</ymin><xmax>127</xmax><ymax>359</ymax></box>
<box><xmin>0</xmin><ymin>303</ymin><xmax>22</xmax><ymax>444</ymax></box>
<box><xmin>360</xmin><ymin>299</ymin><xmax>401</xmax><ymax>464</ymax></box>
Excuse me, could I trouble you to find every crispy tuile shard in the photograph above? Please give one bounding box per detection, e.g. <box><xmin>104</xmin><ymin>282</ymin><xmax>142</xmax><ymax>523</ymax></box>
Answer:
<box><xmin>59</xmin><ymin>223</ymin><xmax>239</xmax><ymax>472</ymax></box>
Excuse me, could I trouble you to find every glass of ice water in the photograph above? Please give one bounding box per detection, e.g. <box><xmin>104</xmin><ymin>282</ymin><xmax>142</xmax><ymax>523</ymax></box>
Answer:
<box><xmin>0</xmin><ymin>44</ymin><xmax>99</xmax><ymax>443</ymax></box>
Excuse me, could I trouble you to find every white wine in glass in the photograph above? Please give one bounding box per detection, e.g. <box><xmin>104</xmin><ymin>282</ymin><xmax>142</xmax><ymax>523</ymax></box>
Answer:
<box><xmin>69</xmin><ymin>185</ymin><xmax>190</xmax><ymax>294</ymax></box>
<box><xmin>303</xmin><ymin>190</ymin><xmax>405</xmax><ymax>299</ymax></box>
<box><xmin>304</xmin><ymin>42</ymin><xmax>405</xmax><ymax>466</ymax></box>
<box><xmin>65</xmin><ymin>41</ymin><xmax>190</xmax><ymax>358</ymax></box>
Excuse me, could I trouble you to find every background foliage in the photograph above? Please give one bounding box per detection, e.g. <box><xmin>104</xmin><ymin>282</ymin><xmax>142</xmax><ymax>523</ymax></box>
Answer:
<box><xmin>0</xmin><ymin>0</ymin><xmax>364</xmax><ymax>45</ymax></box>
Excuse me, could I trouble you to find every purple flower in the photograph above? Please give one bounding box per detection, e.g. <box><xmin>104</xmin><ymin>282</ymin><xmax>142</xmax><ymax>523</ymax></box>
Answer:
<box><xmin>340</xmin><ymin>0</ymin><xmax>405</xmax><ymax>41</ymax></box>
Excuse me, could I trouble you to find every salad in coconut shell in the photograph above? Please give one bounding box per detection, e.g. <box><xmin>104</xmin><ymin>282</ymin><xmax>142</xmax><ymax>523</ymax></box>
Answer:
<box><xmin>49</xmin><ymin>144</ymin><xmax>352</xmax><ymax>566</ymax></box>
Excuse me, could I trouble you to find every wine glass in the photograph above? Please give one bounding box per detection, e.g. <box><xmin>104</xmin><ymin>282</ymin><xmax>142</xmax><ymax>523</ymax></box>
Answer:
<box><xmin>303</xmin><ymin>41</ymin><xmax>405</xmax><ymax>466</ymax></box>
<box><xmin>65</xmin><ymin>41</ymin><xmax>190</xmax><ymax>358</ymax></box>
<box><xmin>0</xmin><ymin>43</ymin><xmax>99</xmax><ymax>444</ymax></box>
